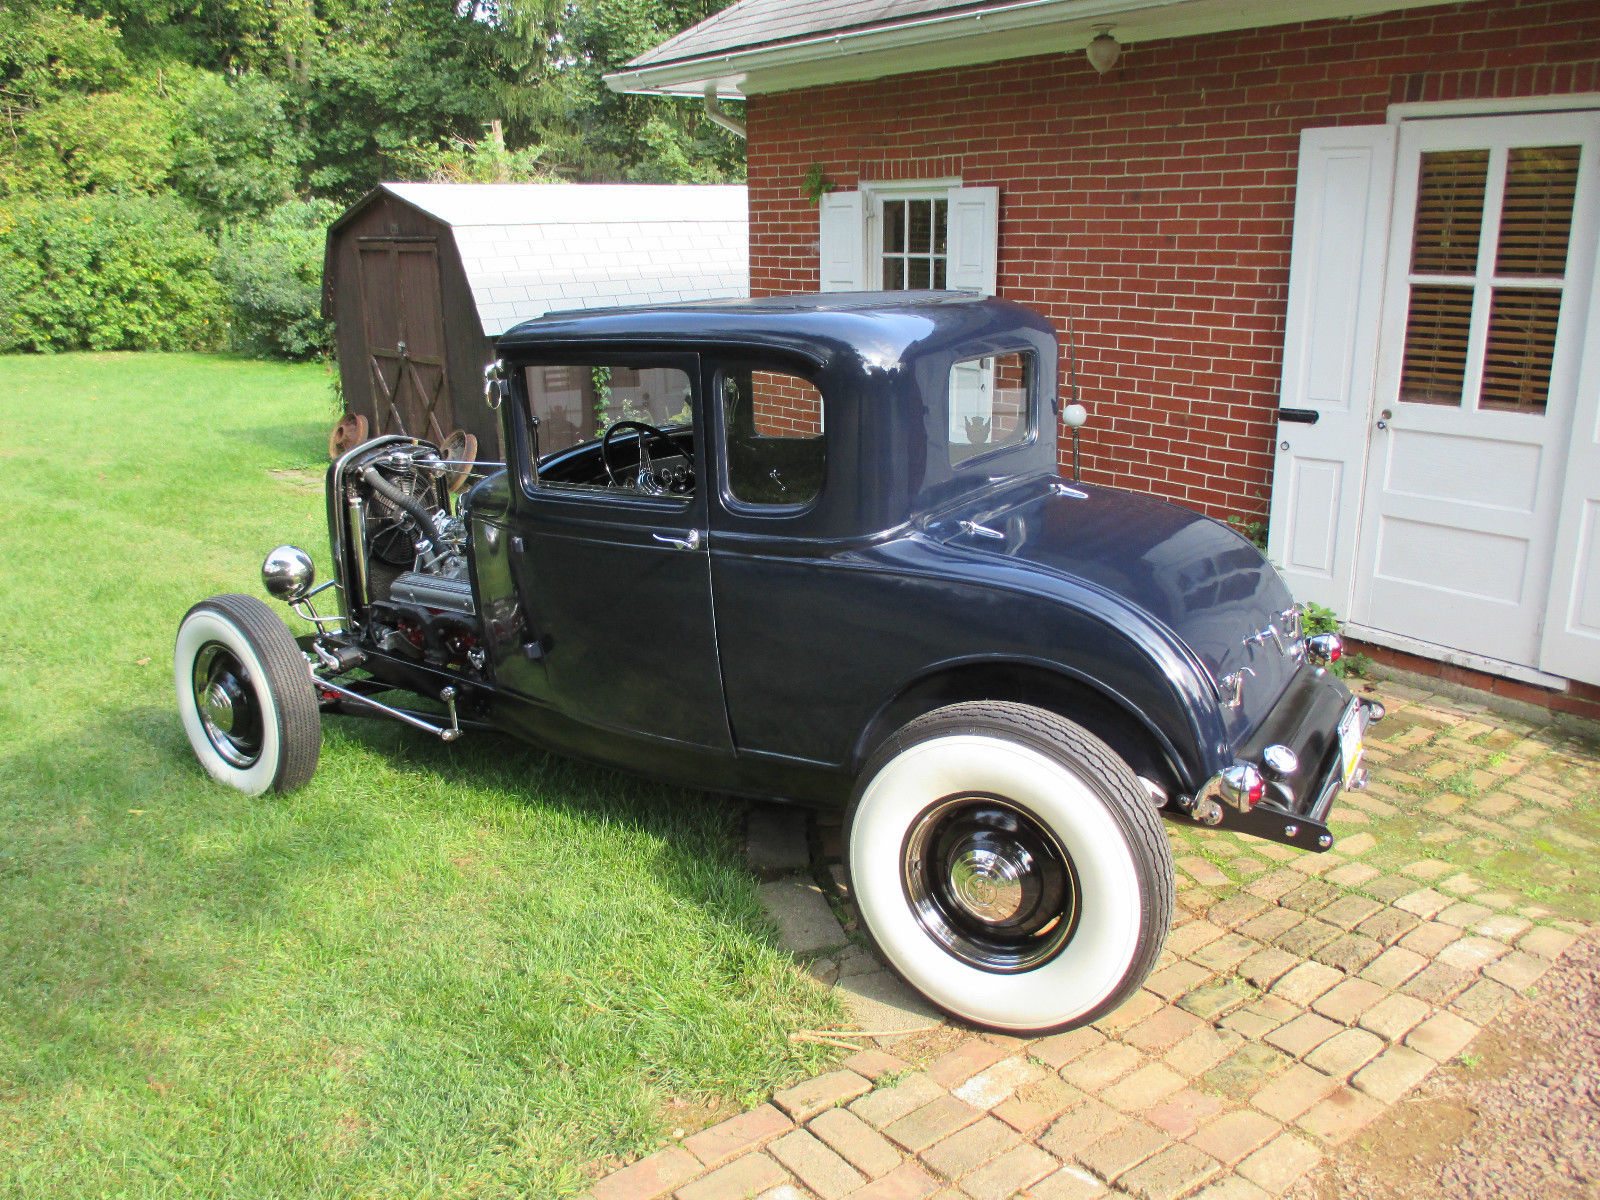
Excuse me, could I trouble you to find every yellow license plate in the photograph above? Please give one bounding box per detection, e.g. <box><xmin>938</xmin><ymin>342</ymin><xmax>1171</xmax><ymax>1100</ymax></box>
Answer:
<box><xmin>1338</xmin><ymin>703</ymin><xmax>1364</xmax><ymax>787</ymax></box>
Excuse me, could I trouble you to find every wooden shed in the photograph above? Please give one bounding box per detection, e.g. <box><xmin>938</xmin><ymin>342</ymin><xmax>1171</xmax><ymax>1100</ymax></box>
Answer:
<box><xmin>322</xmin><ymin>183</ymin><xmax>749</xmax><ymax>455</ymax></box>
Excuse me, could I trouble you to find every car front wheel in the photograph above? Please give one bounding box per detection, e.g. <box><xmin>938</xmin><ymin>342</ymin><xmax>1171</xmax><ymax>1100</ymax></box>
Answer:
<box><xmin>174</xmin><ymin>594</ymin><xmax>320</xmax><ymax>795</ymax></box>
<box><xmin>848</xmin><ymin>701</ymin><xmax>1174</xmax><ymax>1033</ymax></box>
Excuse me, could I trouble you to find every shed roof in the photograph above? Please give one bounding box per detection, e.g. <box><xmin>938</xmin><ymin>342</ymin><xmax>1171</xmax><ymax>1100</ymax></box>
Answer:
<box><xmin>343</xmin><ymin>183</ymin><xmax>749</xmax><ymax>336</ymax></box>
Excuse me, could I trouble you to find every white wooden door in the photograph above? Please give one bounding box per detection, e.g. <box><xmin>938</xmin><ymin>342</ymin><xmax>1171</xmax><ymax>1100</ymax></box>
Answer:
<box><xmin>1267</xmin><ymin>126</ymin><xmax>1395</xmax><ymax>613</ymax></box>
<box><xmin>1351</xmin><ymin>112</ymin><xmax>1600</xmax><ymax>669</ymax></box>
<box><xmin>1540</xmin><ymin>250</ymin><xmax>1600</xmax><ymax>684</ymax></box>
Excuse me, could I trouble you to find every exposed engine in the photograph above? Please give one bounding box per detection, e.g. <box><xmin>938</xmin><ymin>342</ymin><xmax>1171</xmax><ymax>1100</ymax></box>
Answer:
<box><xmin>344</xmin><ymin>441</ymin><xmax>484</xmax><ymax>672</ymax></box>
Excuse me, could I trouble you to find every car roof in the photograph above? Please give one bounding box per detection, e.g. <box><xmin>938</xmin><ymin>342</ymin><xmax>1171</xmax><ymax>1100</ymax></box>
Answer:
<box><xmin>535</xmin><ymin>290</ymin><xmax>982</xmax><ymax>320</ymax></box>
<box><xmin>495</xmin><ymin>291</ymin><xmax>1054</xmax><ymax>365</ymax></box>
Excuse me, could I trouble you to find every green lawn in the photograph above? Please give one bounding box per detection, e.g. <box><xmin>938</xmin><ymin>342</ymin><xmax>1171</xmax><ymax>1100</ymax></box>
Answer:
<box><xmin>0</xmin><ymin>353</ymin><xmax>836</xmax><ymax>1198</ymax></box>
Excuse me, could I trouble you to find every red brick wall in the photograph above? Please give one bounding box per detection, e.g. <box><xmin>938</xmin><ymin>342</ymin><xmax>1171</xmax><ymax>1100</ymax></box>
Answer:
<box><xmin>752</xmin><ymin>371</ymin><xmax>825</xmax><ymax>436</ymax></box>
<box><xmin>746</xmin><ymin>0</ymin><xmax>1600</xmax><ymax>522</ymax></box>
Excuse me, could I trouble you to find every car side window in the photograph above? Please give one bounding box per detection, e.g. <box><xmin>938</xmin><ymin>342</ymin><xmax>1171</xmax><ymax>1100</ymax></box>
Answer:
<box><xmin>522</xmin><ymin>362</ymin><xmax>696</xmax><ymax>498</ymax></box>
<box><xmin>949</xmin><ymin>350</ymin><xmax>1034</xmax><ymax>465</ymax></box>
<box><xmin>720</xmin><ymin>367</ymin><xmax>826</xmax><ymax>507</ymax></box>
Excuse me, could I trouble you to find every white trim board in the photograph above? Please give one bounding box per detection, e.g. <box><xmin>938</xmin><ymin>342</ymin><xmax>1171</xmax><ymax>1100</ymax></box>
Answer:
<box><xmin>1344</xmin><ymin>623</ymin><xmax>1569</xmax><ymax>690</ymax></box>
<box><xmin>1388</xmin><ymin>94</ymin><xmax>1600</xmax><ymax>123</ymax></box>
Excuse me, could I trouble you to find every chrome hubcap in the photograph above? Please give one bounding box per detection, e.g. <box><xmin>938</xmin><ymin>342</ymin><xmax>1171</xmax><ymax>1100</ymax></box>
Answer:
<box><xmin>192</xmin><ymin>643</ymin><xmax>263</xmax><ymax>770</ymax></box>
<box><xmin>949</xmin><ymin>845</ymin><xmax>1027</xmax><ymax>922</ymax></box>
<box><xmin>901</xmin><ymin>795</ymin><xmax>1078</xmax><ymax>974</ymax></box>
<box><xmin>201</xmin><ymin>683</ymin><xmax>236</xmax><ymax>734</ymax></box>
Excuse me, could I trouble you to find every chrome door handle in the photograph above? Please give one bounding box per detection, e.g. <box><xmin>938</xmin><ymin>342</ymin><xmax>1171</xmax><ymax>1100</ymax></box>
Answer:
<box><xmin>652</xmin><ymin>530</ymin><xmax>701</xmax><ymax>551</ymax></box>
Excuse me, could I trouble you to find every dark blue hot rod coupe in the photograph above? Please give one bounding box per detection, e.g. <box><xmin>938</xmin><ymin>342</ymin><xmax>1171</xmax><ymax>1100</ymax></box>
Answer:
<box><xmin>175</xmin><ymin>293</ymin><xmax>1379</xmax><ymax>1033</ymax></box>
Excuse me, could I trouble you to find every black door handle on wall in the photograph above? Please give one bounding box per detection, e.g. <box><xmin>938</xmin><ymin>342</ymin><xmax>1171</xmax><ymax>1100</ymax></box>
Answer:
<box><xmin>1277</xmin><ymin>408</ymin><xmax>1320</xmax><ymax>424</ymax></box>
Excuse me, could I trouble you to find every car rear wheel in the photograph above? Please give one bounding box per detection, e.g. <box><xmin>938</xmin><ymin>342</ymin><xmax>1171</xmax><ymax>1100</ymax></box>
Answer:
<box><xmin>847</xmin><ymin>701</ymin><xmax>1173</xmax><ymax>1033</ymax></box>
<box><xmin>174</xmin><ymin>594</ymin><xmax>320</xmax><ymax>795</ymax></box>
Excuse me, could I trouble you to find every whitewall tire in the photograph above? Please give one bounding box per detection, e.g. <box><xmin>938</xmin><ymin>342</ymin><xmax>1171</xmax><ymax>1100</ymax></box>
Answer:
<box><xmin>174</xmin><ymin>594</ymin><xmax>320</xmax><ymax>795</ymax></box>
<box><xmin>848</xmin><ymin>702</ymin><xmax>1173</xmax><ymax>1033</ymax></box>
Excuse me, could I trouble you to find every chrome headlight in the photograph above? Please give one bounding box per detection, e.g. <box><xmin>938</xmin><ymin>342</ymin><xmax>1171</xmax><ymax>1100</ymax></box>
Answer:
<box><xmin>262</xmin><ymin>545</ymin><xmax>315</xmax><ymax>602</ymax></box>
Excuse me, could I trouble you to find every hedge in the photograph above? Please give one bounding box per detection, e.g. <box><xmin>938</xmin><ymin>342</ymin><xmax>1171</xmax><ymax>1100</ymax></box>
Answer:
<box><xmin>0</xmin><ymin>192</ymin><xmax>224</xmax><ymax>353</ymax></box>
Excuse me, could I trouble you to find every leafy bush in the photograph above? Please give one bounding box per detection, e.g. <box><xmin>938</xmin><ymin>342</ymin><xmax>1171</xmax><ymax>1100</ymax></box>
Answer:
<box><xmin>1226</xmin><ymin>513</ymin><xmax>1268</xmax><ymax>549</ymax></box>
<box><xmin>0</xmin><ymin>192</ymin><xmax>224</xmax><ymax>352</ymax></box>
<box><xmin>1300</xmin><ymin>601</ymin><xmax>1368</xmax><ymax>678</ymax></box>
<box><xmin>213</xmin><ymin>199</ymin><xmax>339</xmax><ymax>360</ymax></box>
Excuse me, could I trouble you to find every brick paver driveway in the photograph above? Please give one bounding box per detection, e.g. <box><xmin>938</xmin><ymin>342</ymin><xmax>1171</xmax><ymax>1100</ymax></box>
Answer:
<box><xmin>585</xmin><ymin>678</ymin><xmax>1599</xmax><ymax>1200</ymax></box>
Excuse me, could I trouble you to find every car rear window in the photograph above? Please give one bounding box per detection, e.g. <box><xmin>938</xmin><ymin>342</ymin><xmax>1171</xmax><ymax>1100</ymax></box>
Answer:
<box><xmin>720</xmin><ymin>367</ymin><xmax>825</xmax><ymax>507</ymax></box>
<box><xmin>949</xmin><ymin>351</ymin><xmax>1034</xmax><ymax>466</ymax></box>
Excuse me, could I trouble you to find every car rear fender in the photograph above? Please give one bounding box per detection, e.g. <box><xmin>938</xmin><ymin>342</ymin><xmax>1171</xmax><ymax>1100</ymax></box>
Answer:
<box><xmin>852</xmin><ymin>656</ymin><xmax>1200</xmax><ymax>800</ymax></box>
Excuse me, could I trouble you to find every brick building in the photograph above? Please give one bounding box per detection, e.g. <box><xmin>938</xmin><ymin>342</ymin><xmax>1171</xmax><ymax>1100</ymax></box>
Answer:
<box><xmin>608</xmin><ymin>0</ymin><xmax>1600</xmax><ymax>709</ymax></box>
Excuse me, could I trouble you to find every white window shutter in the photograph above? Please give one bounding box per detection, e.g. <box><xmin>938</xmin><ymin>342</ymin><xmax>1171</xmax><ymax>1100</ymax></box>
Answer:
<box><xmin>818</xmin><ymin>191</ymin><xmax>865</xmax><ymax>291</ymax></box>
<box><xmin>1265</xmin><ymin>125</ymin><xmax>1394</xmax><ymax>614</ymax></box>
<box><xmin>945</xmin><ymin>187</ymin><xmax>999</xmax><ymax>295</ymax></box>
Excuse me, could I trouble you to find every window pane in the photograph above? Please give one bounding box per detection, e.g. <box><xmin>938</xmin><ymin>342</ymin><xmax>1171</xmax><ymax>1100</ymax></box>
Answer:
<box><xmin>525</xmin><ymin>363</ymin><xmax>695</xmax><ymax>495</ymax></box>
<box><xmin>884</xmin><ymin>201</ymin><xmax>905</xmax><ymax>254</ymax></box>
<box><xmin>1496</xmin><ymin>145</ymin><xmax>1579</xmax><ymax>278</ymax></box>
<box><xmin>933</xmin><ymin>258</ymin><xmax>947</xmax><ymax>289</ymax></box>
<box><xmin>525</xmin><ymin>365</ymin><xmax>592</xmax><ymax>452</ymax></box>
<box><xmin>909</xmin><ymin>200</ymin><xmax>932</xmax><ymax>254</ymax></box>
<box><xmin>1480</xmin><ymin>288</ymin><xmax>1561</xmax><ymax>414</ymax></box>
<box><xmin>907</xmin><ymin>257</ymin><xmax>931</xmax><ymax>289</ymax></box>
<box><xmin>949</xmin><ymin>352</ymin><xmax>1033</xmax><ymax>465</ymax></box>
<box><xmin>1411</xmin><ymin>150</ymin><xmax>1489</xmax><ymax>275</ymax></box>
<box><xmin>934</xmin><ymin>200</ymin><xmax>948</xmax><ymax>255</ymax></box>
<box><xmin>1399</xmin><ymin>285</ymin><xmax>1474</xmax><ymax>407</ymax></box>
<box><xmin>723</xmin><ymin>368</ymin><xmax>825</xmax><ymax>505</ymax></box>
<box><xmin>884</xmin><ymin>257</ymin><xmax>905</xmax><ymax>289</ymax></box>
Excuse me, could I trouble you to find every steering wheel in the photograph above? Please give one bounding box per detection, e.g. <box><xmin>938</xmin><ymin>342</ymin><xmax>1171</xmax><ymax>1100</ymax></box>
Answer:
<box><xmin>601</xmin><ymin>420</ymin><xmax>693</xmax><ymax>494</ymax></box>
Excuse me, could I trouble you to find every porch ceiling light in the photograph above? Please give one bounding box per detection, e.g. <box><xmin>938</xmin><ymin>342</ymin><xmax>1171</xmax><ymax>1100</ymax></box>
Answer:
<box><xmin>1086</xmin><ymin>25</ymin><xmax>1121</xmax><ymax>75</ymax></box>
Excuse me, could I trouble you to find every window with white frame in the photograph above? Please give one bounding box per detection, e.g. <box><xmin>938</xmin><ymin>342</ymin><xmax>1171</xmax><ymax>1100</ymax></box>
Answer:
<box><xmin>817</xmin><ymin>184</ymin><xmax>999</xmax><ymax>296</ymax></box>
<box><xmin>879</xmin><ymin>195</ymin><xmax>949</xmax><ymax>289</ymax></box>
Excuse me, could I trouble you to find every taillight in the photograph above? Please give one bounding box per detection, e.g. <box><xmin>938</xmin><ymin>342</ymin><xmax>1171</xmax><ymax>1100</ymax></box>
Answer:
<box><xmin>1306</xmin><ymin>633</ymin><xmax>1343</xmax><ymax>665</ymax></box>
<box><xmin>1220</xmin><ymin>763</ymin><xmax>1266</xmax><ymax>811</ymax></box>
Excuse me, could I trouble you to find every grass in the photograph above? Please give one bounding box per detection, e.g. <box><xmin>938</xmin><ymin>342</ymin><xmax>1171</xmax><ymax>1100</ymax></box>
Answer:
<box><xmin>0</xmin><ymin>353</ymin><xmax>837</xmax><ymax>1198</ymax></box>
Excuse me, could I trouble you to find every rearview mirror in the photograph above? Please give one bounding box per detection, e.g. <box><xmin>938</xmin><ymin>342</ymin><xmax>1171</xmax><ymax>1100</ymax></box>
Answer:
<box><xmin>483</xmin><ymin>359</ymin><xmax>506</xmax><ymax>409</ymax></box>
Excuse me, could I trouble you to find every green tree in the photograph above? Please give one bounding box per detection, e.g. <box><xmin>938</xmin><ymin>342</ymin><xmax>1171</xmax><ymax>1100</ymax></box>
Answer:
<box><xmin>290</xmin><ymin>0</ymin><xmax>501</xmax><ymax>198</ymax></box>
<box><xmin>8</xmin><ymin>86</ymin><xmax>175</xmax><ymax>195</ymax></box>
<box><xmin>487</xmin><ymin>0</ymin><xmax>744</xmax><ymax>183</ymax></box>
<box><xmin>170</xmin><ymin>70</ymin><xmax>305</xmax><ymax>222</ymax></box>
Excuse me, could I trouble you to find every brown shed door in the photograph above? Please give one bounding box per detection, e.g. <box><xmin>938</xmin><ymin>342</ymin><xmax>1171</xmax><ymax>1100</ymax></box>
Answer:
<box><xmin>356</xmin><ymin>238</ymin><xmax>454</xmax><ymax>442</ymax></box>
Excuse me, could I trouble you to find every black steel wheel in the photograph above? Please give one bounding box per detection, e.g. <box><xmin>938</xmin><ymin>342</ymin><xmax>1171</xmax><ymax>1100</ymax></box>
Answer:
<box><xmin>901</xmin><ymin>794</ymin><xmax>1081</xmax><ymax>974</ymax></box>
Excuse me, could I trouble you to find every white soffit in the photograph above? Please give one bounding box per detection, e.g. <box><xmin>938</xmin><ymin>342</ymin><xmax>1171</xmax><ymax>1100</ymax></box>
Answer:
<box><xmin>604</xmin><ymin>0</ymin><xmax>1460</xmax><ymax>98</ymax></box>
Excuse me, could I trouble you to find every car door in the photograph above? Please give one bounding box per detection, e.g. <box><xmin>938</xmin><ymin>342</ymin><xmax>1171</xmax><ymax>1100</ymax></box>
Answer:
<box><xmin>503</xmin><ymin>352</ymin><xmax>732</xmax><ymax>752</ymax></box>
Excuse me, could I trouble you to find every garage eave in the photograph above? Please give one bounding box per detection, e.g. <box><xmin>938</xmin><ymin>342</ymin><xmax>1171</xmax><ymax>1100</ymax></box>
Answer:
<box><xmin>604</xmin><ymin>0</ymin><xmax>1457</xmax><ymax>99</ymax></box>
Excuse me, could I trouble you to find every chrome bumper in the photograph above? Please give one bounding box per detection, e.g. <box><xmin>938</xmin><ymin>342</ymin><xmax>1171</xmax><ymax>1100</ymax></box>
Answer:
<box><xmin>1184</xmin><ymin>690</ymin><xmax>1385</xmax><ymax>852</ymax></box>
